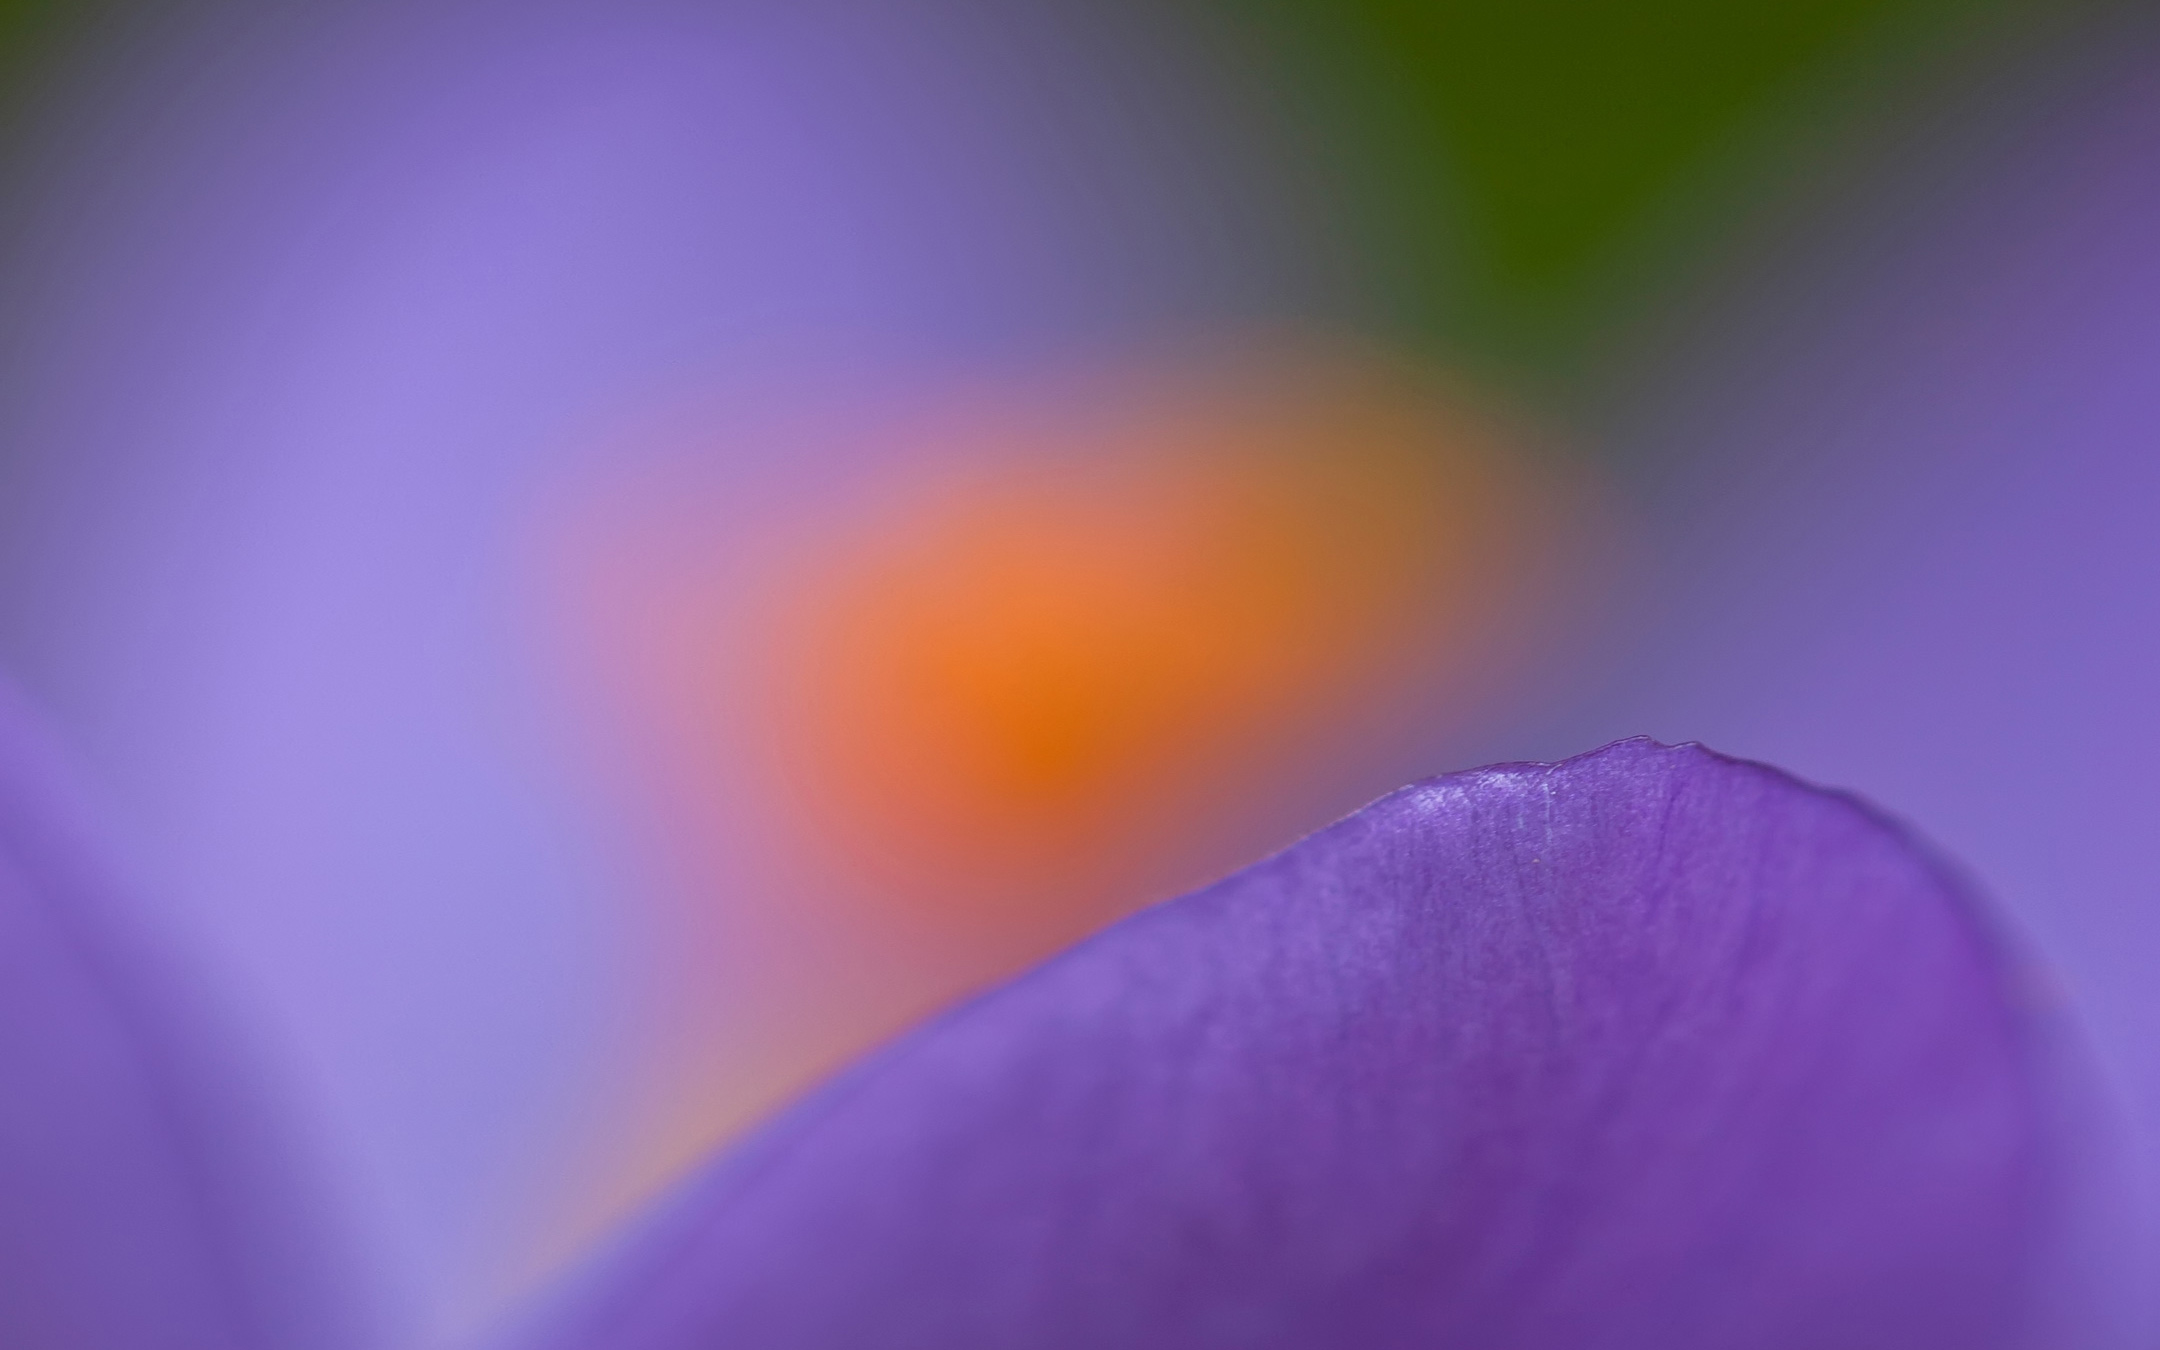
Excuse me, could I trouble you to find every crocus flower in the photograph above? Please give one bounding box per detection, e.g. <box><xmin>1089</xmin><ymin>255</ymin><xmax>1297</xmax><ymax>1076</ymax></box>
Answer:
<box><xmin>9</xmin><ymin>7</ymin><xmax>2160</xmax><ymax>1348</ymax></box>
<box><xmin>5</xmin><ymin>658</ymin><xmax>2127</xmax><ymax>1345</ymax></box>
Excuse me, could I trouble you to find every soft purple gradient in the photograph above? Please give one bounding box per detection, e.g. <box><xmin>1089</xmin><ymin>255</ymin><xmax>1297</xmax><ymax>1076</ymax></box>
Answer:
<box><xmin>1565</xmin><ymin>23</ymin><xmax>2160</xmax><ymax>1310</ymax></box>
<box><xmin>0</xmin><ymin>1</ymin><xmax>1316</xmax><ymax>1332</ymax></box>
<box><xmin>0</xmin><ymin>678</ymin><xmax>372</xmax><ymax>1348</ymax></box>
<box><xmin>513</xmin><ymin>739</ymin><xmax>2101</xmax><ymax>1349</ymax></box>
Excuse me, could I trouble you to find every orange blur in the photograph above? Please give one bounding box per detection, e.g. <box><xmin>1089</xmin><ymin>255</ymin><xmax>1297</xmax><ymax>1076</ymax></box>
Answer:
<box><xmin>759</xmin><ymin>362</ymin><xmax>1523</xmax><ymax>940</ymax></box>
<box><xmin>519</xmin><ymin>342</ymin><xmax>1598</xmax><ymax>1293</ymax></box>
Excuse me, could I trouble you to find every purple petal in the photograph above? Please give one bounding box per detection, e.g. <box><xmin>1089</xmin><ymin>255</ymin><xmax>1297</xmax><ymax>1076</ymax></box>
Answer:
<box><xmin>0</xmin><ymin>682</ymin><xmax>373</xmax><ymax>1349</ymax></box>
<box><xmin>521</xmin><ymin>738</ymin><xmax>2098</xmax><ymax>1349</ymax></box>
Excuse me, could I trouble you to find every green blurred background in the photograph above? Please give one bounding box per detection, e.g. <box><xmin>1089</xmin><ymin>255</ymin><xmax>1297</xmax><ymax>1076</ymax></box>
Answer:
<box><xmin>1167</xmin><ymin>0</ymin><xmax>2040</xmax><ymax>385</ymax></box>
<box><xmin>0</xmin><ymin>0</ymin><xmax>2041</xmax><ymax>375</ymax></box>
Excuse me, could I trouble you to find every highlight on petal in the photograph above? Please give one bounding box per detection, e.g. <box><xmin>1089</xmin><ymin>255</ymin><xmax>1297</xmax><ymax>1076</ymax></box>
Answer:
<box><xmin>515</xmin><ymin>738</ymin><xmax>2109</xmax><ymax>1349</ymax></box>
<box><xmin>0</xmin><ymin>682</ymin><xmax>373</xmax><ymax>1350</ymax></box>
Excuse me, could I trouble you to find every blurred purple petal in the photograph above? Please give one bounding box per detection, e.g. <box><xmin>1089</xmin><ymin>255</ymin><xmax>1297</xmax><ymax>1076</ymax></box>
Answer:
<box><xmin>519</xmin><ymin>738</ymin><xmax>2092</xmax><ymax>1349</ymax></box>
<box><xmin>0</xmin><ymin>681</ymin><xmax>373</xmax><ymax>1349</ymax></box>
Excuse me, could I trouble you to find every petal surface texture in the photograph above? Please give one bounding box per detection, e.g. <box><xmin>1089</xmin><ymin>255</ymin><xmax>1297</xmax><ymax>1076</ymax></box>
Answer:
<box><xmin>529</xmin><ymin>738</ymin><xmax>2075</xmax><ymax>1349</ymax></box>
<box><xmin>0</xmin><ymin>685</ymin><xmax>369</xmax><ymax>1349</ymax></box>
